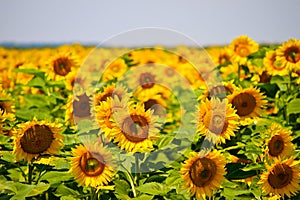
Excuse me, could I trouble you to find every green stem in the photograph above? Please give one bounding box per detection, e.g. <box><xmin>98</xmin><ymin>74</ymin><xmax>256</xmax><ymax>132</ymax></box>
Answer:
<box><xmin>121</xmin><ymin>165</ymin><xmax>137</xmax><ymax>197</ymax></box>
<box><xmin>135</xmin><ymin>154</ymin><xmax>140</xmax><ymax>186</ymax></box>
<box><xmin>90</xmin><ymin>187</ymin><xmax>97</xmax><ymax>200</ymax></box>
<box><xmin>28</xmin><ymin>163</ymin><xmax>34</xmax><ymax>184</ymax></box>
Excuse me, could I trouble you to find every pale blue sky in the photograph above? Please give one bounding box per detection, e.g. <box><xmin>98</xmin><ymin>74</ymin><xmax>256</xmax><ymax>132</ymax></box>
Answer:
<box><xmin>0</xmin><ymin>0</ymin><xmax>299</xmax><ymax>46</ymax></box>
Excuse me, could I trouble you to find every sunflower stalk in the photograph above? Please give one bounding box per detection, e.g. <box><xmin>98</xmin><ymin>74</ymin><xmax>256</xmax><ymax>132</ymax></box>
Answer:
<box><xmin>135</xmin><ymin>153</ymin><xmax>141</xmax><ymax>186</ymax></box>
<box><xmin>27</xmin><ymin>163</ymin><xmax>34</xmax><ymax>184</ymax></box>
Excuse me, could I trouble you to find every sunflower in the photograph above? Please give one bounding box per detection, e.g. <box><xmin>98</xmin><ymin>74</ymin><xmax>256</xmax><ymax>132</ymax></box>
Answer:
<box><xmin>265</xmin><ymin>123</ymin><xmax>294</xmax><ymax>160</ymax></box>
<box><xmin>69</xmin><ymin>143</ymin><xmax>115</xmax><ymax>188</ymax></box>
<box><xmin>264</xmin><ymin>50</ymin><xmax>289</xmax><ymax>76</ymax></box>
<box><xmin>47</xmin><ymin>52</ymin><xmax>79</xmax><ymax>80</ymax></box>
<box><xmin>13</xmin><ymin>118</ymin><xmax>64</xmax><ymax>162</ymax></box>
<box><xmin>276</xmin><ymin>38</ymin><xmax>300</xmax><ymax>71</ymax></box>
<box><xmin>110</xmin><ymin>103</ymin><xmax>160</xmax><ymax>152</ymax></box>
<box><xmin>101</xmin><ymin>58</ymin><xmax>128</xmax><ymax>82</ymax></box>
<box><xmin>198</xmin><ymin>98</ymin><xmax>239</xmax><ymax>144</ymax></box>
<box><xmin>227</xmin><ymin>87</ymin><xmax>267</xmax><ymax>125</ymax></box>
<box><xmin>259</xmin><ymin>158</ymin><xmax>300</xmax><ymax>198</ymax></box>
<box><xmin>0</xmin><ymin>90</ymin><xmax>15</xmax><ymax>117</ymax></box>
<box><xmin>208</xmin><ymin>46</ymin><xmax>233</xmax><ymax>66</ymax></box>
<box><xmin>95</xmin><ymin>96</ymin><xmax>128</xmax><ymax>139</ymax></box>
<box><xmin>65</xmin><ymin>92</ymin><xmax>92</xmax><ymax>126</ymax></box>
<box><xmin>199</xmin><ymin>81</ymin><xmax>237</xmax><ymax>101</ymax></box>
<box><xmin>181</xmin><ymin>150</ymin><xmax>226</xmax><ymax>199</ymax></box>
<box><xmin>229</xmin><ymin>35</ymin><xmax>259</xmax><ymax>65</ymax></box>
<box><xmin>93</xmin><ymin>83</ymin><xmax>128</xmax><ymax>108</ymax></box>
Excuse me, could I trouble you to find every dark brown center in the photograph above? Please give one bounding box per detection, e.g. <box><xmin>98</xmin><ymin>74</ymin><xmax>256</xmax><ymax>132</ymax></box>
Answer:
<box><xmin>53</xmin><ymin>57</ymin><xmax>72</xmax><ymax>76</ymax></box>
<box><xmin>268</xmin><ymin>135</ymin><xmax>284</xmax><ymax>157</ymax></box>
<box><xmin>122</xmin><ymin>115</ymin><xmax>149</xmax><ymax>143</ymax></box>
<box><xmin>73</xmin><ymin>94</ymin><xmax>91</xmax><ymax>118</ymax></box>
<box><xmin>268</xmin><ymin>164</ymin><xmax>293</xmax><ymax>189</ymax></box>
<box><xmin>139</xmin><ymin>73</ymin><xmax>155</xmax><ymax>89</ymax></box>
<box><xmin>189</xmin><ymin>157</ymin><xmax>217</xmax><ymax>187</ymax></box>
<box><xmin>20</xmin><ymin>125</ymin><xmax>54</xmax><ymax>154</ymax></box>
<box><xmin>231</xmin><ymin>93</ymin><xmax>256</xmax><ymax>116</ymax></box>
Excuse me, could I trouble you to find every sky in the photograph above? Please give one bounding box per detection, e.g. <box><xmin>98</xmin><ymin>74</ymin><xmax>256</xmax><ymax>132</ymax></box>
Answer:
<box><xmin>0</xmin><ymin>0</ymin><xmax>299</xmax><ymax>47</ymax></box>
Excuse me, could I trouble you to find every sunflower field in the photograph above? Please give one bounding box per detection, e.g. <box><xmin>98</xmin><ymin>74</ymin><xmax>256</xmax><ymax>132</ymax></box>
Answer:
<box><xmin>0</xmin><ymin>36</ymin><xmax>300</xmax><ymax>200</ymax></box>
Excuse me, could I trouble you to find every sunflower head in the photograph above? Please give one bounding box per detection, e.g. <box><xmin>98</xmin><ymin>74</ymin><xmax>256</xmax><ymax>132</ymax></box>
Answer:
<box><xmin>228</xmin><ymin>87</ymin><xmax>267</xmax><ymax>125</ymax></box>
<box><xmin>229</xmin><ymin>35</ymin><xmax>259</xmax><ymax>64</ymax></box>
<box><xmin>110</xmin><ymin>103</ymin><xmax>160</xmax><ymax>152</ymax></box>
<box><xmin>265</xmin><ymin>123</ymin><xmax>294</xmax><ymax>160</ymax></box>
<box><xmin>198</xmin><ymin>98</ymin><xmax>239</xmax><ymax>144</ymax></box>
<box><xmin>69</xmin><ymin>143</ymin><xmax>115</xmax><ymax>188</ymax></box>
<box><xmin>264</xmin><ymin>50</ymin><xmax>288</xmax><ymax>76</ymax></box>
<box><xmin>102</xmin><ymin>58</ymin><xmax>128</xmax><ymax>82</ymax></box>
<box><xmin>48</xmin><ymin>52</ymin><xmax>79</xmax><ymax>80</ymax></box>
<box><xmin>181</xmin><ymin>151</ymin><xmax>226</xmax><ymax>199</ymax></box>
<box><xmin>276</xmin><ymin>39</ymin><xmax>300</xmax><ymax>71</ymax></box>
<box><xmin>13</xmin><ymin>118</ymin><xmax>64</xmax><ymax>162</ymax></box>
<box><xmin>259</xmin><ymin>158</ymin><xmax>300</xmax><ymax>198</ymax></box>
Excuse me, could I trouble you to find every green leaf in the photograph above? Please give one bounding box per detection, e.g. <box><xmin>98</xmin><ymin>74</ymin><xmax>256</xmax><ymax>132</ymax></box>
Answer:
<box><xmin>12</xmin><ymin>68</ymin><xmax>45</xmax><ymax>77</ymax></box>
<box><xmin>225</xmin><ymin>163</ymin><xmax>258</xmax><ymax>180</ymax></box>
<box><xmin>287</xmin><ymin>98</ymin><xmax>300</xmax><ymax>115</ymax></box>
<box><xmin>40</xmin><ymin>171</ymin><xmax>73</xmax><ymax>186</ymax></box>
<box><xmin>242</xmin><ymin>163</ymin><xmax>264</xmax><ymax>172</ymax></box>
<box><xmin>114</xmin><ymin>180</ymin><xmax>130</xmax><ymax>199</ymax></box>
<box><xmin>54</xmin><ymin>183</ymin><xmax>80</xmax><ymax>197</ymax></box>
<box><xmin>136</xmin><ymin>182</ymin><xmax>168</xmax><ymax>196</ymax></box>
<box><xmin>222</xmin><ymin>188</ymin><xmax>252</xmax><ymax>199</ymax></box>
<box><xmin>1</xmin><ymin>182</ymin><xmax>50</xmax><ymax>200</ymax></box>
<box><xmin>26</xmin><ymin>77</ymin><xmax>46</xmax><ymax>88</ymax></box>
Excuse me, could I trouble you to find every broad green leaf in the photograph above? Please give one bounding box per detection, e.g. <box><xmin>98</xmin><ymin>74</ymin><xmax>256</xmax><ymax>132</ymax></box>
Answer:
<box><xmin>225</xmin><ymin>163</ymin><xmax>258</xmax><ymax>180</ymax></box>
<box><xmin>242</xmin><ymin>163</ymin><xmax>264</xmax><ymax>171</ymax></box>
<box><xmin>222</xmin><ymin>188</ymin><xmax>252</xmax><ymax>199</ymax></box>
<box><xmin>136</xmin><ymin>182</ymin><xmax>168</xmax><ymax>196</ymax></box>
<box><xmin>54</xmin><ymin>183</ymin><xmax>80</xmax><ymax>197</ymax></box>
<box><xmin>287</xmin><ymin>98</ymin><xmax>300</xmax><ymax>115</ymax></box>
<box><xmin>132</xmin><ymin>194</ymin><xmax>153</xmax><ymax>200</ymax></box>
<box><xmin>2</xmin><ymin>182</ymin><xmax>50</xmax><ymax>200</ymax></box>
<box><xmin>40</xmin><ymin>171</ymin><xmax>72</xmax><ymax>186</ymax></box>
<box><xmin>26</xmin><ymin>76</ymin><xmax>46</xmax><ymax>88</ymax></box>
<box><xmin>114</xmin><ymin>180</ymin><xmax>130</xmax><ymax>198</ymax></box>
<box><xmin>12</xmin><ymin>68</ymin><xmax>45</xmax><ymax>77</ymax></box>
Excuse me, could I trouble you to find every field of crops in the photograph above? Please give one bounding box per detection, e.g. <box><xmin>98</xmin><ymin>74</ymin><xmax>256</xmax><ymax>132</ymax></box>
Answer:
<box><xmin>0</xmin><ymin>35</ymin><xmax>300</xmax><ymax>199</ymax></box>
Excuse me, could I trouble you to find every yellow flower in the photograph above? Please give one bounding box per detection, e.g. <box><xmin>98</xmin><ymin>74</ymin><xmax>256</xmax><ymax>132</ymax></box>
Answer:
<box><xmin>69</xmin><ymin>143</ymin><xmax>115</xmax><ymax>188</ymax></box>
<box><xmin>208</xmin><ymin>46</ymin><xmax>233</xmax><ymax>66</ymax></box>
<box><xmin>198</xmin><ymin>81</ymin><xmax>237</xmax><ymax>101</ymax></box>
<box><xmin>110</xmin><ymin>103</ymin><xmax>160</xmax><ymax>152</ymax></box>
<box><xmin>181</xmin><ymin>150</ymin><xmax>226</xmax><ymax>199</ymax></box>
<box><xmin>265</xmin><ymin>123</ymin><xmax>295</xmax><ymax>160</ymax></box>
<box><xmin>229</xmin><ymin>35</ymin><xmax>259</xmax><ymax>64</ymax></box>
<box><xmin>227</xmin><ymin>87</ymin><xmax>267</xmax><ymax>125</ymax></box>
<box><xmin>264</xmin><ymin>50</ymin><xmax>289</xmax><ymax>76</ymax></box>
<box><xmin>47</xmin><ymin>52</ymin><xmax>80</xmax><ymax>80</ymax></box>
<box><xmin>13</xmin><ymin>118</ymin><xmax>64</xmax><ymax>162</ymax></box>
<box><xmin>276</xmin><ymin>38</ymin><xmax>300</xmax><ymax>71</ymax></box>
<box><xmin>95</xmin><ymin>96</ymin><xmax>128</xmax><ymax>139</ymax></box>
<box><xmin>259</xmin><ymin>158</ymin><xmax>300</xmax><ymax>198</ymax></box>
<box><xmin>198</xmin><ymin>98</ymin><xmax>239</xmax><ymax>144</ymax></box>
<box><xmin>101</xmin><ymin>58</ymin><xmax>128</xmax><ymax>82</ymax></box>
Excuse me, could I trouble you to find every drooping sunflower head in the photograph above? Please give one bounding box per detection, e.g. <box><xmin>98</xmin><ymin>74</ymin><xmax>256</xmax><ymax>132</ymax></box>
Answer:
<box><xmin>13</xmin><ymin>118</ymin><xmax>64</xmax><ymax>162</ymax></box>
<box><xmin>181</xmin><ymin>150</ymin><xmax>226</xmax><ymax>199</ymax></box>
<box><xmin>110</xmin><ymin>103</ymin><xmax>160</xmax><ymax>152</ymax></box>
<box><xmin>69</xmin><ymin>143</ymin><xmax>115</xmax><ymax>188</ymax></box>
<box><xmin>259</xmin><ymin>158</ymin><xmax>300</xmax><ymax>198</ymax></box>
<box><xmin>198</xmin><ymin>98</ymin><xmax>239</xmax><ymax>144</ymax></box>
<box><xmin>276</xmin><ymin>38</ymin><xmax>300</xmax><ymax>71</ymax></box>
<box><xmin>265</xmin><ymin>123</ymin><xmax>294</xmax><ymax>160</ymax></box>
<box><xmin>228</xmin><ymin>87</ymin><xmax>267</xmax><ymax>125</ymax></box>
<box><xmin>229</xmin><ymin>35</ymin><xmax>259</xmax><ymax>64</ymax></box>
